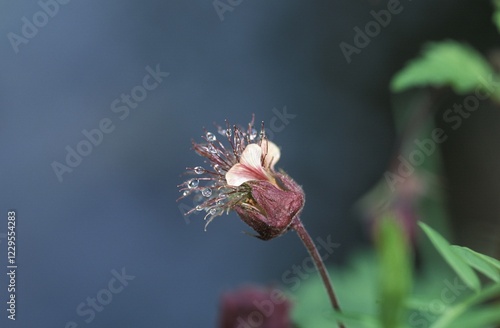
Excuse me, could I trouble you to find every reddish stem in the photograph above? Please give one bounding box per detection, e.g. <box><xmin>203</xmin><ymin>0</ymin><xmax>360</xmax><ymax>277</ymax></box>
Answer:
<box><xmin>291</xmin><ymin>217</ymin><xmax>345</xmax><ymax>328</ymax></box>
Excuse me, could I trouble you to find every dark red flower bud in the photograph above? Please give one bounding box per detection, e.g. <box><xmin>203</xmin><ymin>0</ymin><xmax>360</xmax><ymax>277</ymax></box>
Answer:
<box><xmin>235</xmin><ymin>172</ymin><xmax>304</xmax><ymax>240</ymax></box>
<box><xmin>218</xmin><ymin>286</ymin><xmax>292</xmax><ymax>328</ymax></box>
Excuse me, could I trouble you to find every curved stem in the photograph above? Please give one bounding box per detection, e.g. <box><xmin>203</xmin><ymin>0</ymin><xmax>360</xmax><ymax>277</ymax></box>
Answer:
<box><xmin>291</xmin><ymin>217</ymin><xmax>345</xmax><ymax>328</ymax></box>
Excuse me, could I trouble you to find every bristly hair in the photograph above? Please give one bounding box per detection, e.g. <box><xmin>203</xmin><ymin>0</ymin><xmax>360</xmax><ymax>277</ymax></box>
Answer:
<box><xmin>177</xmin><ymin>115</ymin><xmax>271</xmax><ymax>229</ymax></box>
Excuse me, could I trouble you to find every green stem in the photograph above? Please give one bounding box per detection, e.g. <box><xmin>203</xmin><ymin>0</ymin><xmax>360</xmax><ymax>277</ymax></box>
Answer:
<box><xmin>291</xmin><ymin>217</ymin><xmax>345</xmax><ymax>328</ymax></box>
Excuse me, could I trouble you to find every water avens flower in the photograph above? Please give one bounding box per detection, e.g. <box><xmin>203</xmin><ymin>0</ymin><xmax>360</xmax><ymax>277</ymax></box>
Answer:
<box><xmin>178</xmin><ymin>116</ymin><xmax>345</xmax><ymax>327</ymax></box>
<box><xmin>177</xmin><ymin>116</ymin><xmax>304</xmax><ymax>240</ymax></box>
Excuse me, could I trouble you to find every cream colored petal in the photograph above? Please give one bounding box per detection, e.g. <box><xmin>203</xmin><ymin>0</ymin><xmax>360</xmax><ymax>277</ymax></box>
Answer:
<box><xmin>225</xmin><ymin>144</ymin><xmax>268</xmax><ymax>186</ymax></box>
<box><xmin>225</xmin><ymin>164</ymin><xmax>257</xmax><ymax>186</ymax></box>
<box><xmin>262</xmin><ymin>139</ymin><xmax>281</xmax><ymax>169</ymax></box>
<box><xmin>239</xmin><ymin>143</ymin><xmax>263</xmax><ymax>170</ymax></box>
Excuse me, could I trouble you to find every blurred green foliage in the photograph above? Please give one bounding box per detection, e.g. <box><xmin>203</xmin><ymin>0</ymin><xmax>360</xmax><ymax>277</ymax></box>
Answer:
<box><xmin>493</xmin><ymin>0</ymin><xmax>500</xmax><ymax>34</ymax></box>
<box><xmin>292</xmin><ymin>222</ymin><xmax>500</xmax><ymax>327</ymax></box>
<box><xmin>377</xmin><ymin>217</ymin><xmax>412</xmax><ymax>328</ymax></box>
<box><xmin>390</xmin><ymin>41</ymin><xmax>499</xmax><ymax>100</ymax></box>
<box><xmin>291</xmin><ymin>2</ymin><xmax>500</xmax><ymax>327</ymax></box>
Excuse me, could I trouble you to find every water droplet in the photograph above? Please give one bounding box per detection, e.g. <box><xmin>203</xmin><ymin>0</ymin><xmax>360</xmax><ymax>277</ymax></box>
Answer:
<box><xmin>219</xmin><ymin>193</ymin><xmax>227</xmax><ymax>199</ymax></box>
<box><xmin>209</xmin><ymin>208</ymin><xmax>217</xmax><ymax>215</ymax></box>
<box><xmin>188</xmin><ymin>179</ymin><xmax>199</xmax><ymax>188</ymax></box>
<box><xmin>216</xmin><ymin>200</ymin><xmax>223</xmax><ymax>206</ymax></box>
<box><xmin>206</xmin><ymin>132</ymin><xmax>216</xmax><ymax>142</ymax></box>
<box><xmin>202</xmin><ymin>188</ymin><xmax>212</xmax><ymax>197</ymax></box>
<box><xmin>213</xmin><ymin>164</ymin><xmax>224</xmax><ymax>174</ymax></box>
<box><xmin>249</xmin><ymin>128</ymin><xmax>257</xmax><ymax>140</ymax></box>
<box><xmin>183</xmin><ymin>190</ymin><xmax>190</xmax><ymax>196</ymax></box>
<box><xmin>226</xmin><ymin>129</ymin><xmax>232</xmax><ymax>137</ymax></box>
<box><xmin>196</xmin><ymin>205</ymin><xmax>203</xmax><ymax>211</ymax></box>
<box><xmin>208</xmin><ymin>145</ymin><xmax>217</xmax><ymax>154</ymax></box>
<box><xmin>194</xmin><ymin>166</ymin><xmax>205</xmax><ymax>174</ymax></box>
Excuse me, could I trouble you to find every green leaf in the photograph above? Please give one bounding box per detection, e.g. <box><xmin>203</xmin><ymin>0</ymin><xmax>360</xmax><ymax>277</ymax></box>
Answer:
<box><xmin>419</xmin><ymin>222</ymin><xmax>481</xmax><ymax>292</ymax></box>
<box><xmin>493</xmin><ymin>0</ymin><xmax>500</xmax><ymax>34</ymax></box>
<box><xmin>376</xmin><ymin>216</ymin><xmax>412</xmax><ymax>328</ymax></box>
<box><xmin>391</xmin><ymin>40</ymin><xmax>495</xmax><ymax>95</ymax></box>
<box><xmin>452</xmin><ymin>246</ymin><xmax>500</xmax><ymax>282</ymax></box>
<box><xmin>477</xmin><ymin>251</ymin><xmax>500</xmax><ymax>271</ymax></box>
<box><xmin>431</xmin><ymin>282</ymin><xmax>500</xmax><ymax>328</ymax></box>
<box><xmin>449</xmin><ymin>306</ymin><xmax>500</xmax><ymax>328</ymax></box>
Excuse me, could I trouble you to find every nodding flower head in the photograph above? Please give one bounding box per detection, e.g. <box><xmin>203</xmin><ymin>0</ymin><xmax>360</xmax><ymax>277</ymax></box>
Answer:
<box><xmin>178</xmin><ymin>115</ymin><xmax>304</xmax><ymax>240</ymax></box>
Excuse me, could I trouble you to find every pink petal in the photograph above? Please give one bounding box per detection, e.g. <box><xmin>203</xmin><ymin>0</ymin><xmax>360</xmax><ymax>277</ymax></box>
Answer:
<box><xmin>226</xmin><ymin>144</ymin><xmax>269</xmax><ymax>186</ymax></box>
<box><xmin>225</xmin><ymin>164</ymin><xmax>263</xmax><ymax>186</ymax></box>
<box><xmin>240</xmin><ymin>144</ymin><xmax>263</xmax><ymax>171</ymax></box>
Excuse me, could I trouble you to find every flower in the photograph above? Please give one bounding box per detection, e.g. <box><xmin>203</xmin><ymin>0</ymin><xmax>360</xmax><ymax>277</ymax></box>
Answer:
<box><xmin>178</xmin><ymin>116</ymin><xmax>304</xmax><ymax>240</ymax></box>
<box><xmin>179</xmin><ymin>118</ymin><xmax>344</xmax><ymax>324</ymax></box>
<box><xmin>357</xmin><ymin>172</ymin><xmax>430</xmax><ymax>247</ymax></box>
<box><xmin>218</xmin><ymin>286</ymin><xmax>292</xmax><ymax>328</ymax></box>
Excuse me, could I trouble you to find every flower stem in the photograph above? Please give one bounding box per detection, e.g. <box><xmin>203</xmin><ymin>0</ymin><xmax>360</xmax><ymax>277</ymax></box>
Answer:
<box><xmin>291</xmin><ymin>217</ymin><xmax>345</xmax><ymax>328</ymax></box>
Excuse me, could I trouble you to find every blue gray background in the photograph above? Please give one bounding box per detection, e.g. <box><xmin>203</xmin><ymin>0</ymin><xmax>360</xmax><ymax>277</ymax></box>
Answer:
<box><xmin>0</xmin><ymin>0</ymin><xmax>497</xmax><ymax>327</ymax></box>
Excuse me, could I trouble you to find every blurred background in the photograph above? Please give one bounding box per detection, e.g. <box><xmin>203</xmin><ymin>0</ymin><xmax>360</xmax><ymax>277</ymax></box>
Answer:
<box><xmin>1</xmin><ymin>0</ymin><xmax>499</xmax><ymax>327</ymax></box>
